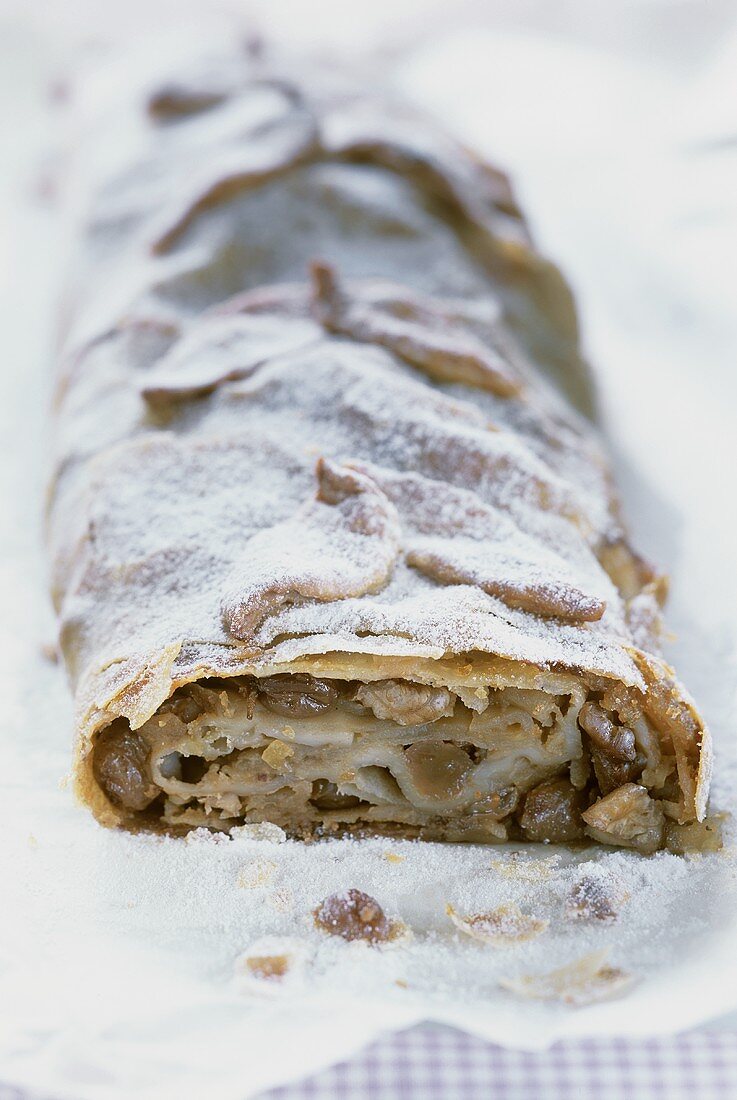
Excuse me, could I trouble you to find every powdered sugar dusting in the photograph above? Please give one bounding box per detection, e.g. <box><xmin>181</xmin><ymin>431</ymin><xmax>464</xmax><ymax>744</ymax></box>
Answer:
<box><xmin>55</xmin><ymin>318</ymin><xmax>646</xmax><ymax>721</ymax></box>
<box><xmin>221</xmin><ymin>458</ymin><xmax>401</xmax><ymax>639</ymax></box>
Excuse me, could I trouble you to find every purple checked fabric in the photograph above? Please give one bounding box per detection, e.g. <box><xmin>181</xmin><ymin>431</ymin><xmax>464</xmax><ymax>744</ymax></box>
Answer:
<box><xmin>260</xmin><ymin>1024</ymin><xmax>737</xmax><ymax>1100</ymax></box>
<box><xmin>3</xmin><ymin>1025</ymin><xmax>737</xmax><ymax>1098</ymax></box>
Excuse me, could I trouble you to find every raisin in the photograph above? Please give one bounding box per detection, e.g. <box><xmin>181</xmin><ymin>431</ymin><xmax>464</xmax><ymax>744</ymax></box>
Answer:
<box><xmin>518</xmin><ymin>777</ymin><xmax>585</xmax><ymax>842</ymax></box>
<box><xmin>258</xmin><ymin>674</ymin><xmax>338</xmax><ymax>718</ymax></box>
<box><xmin>313</xmin><ymin>889</ymin><xmax>398</xmax><ymax>943</ymax></box>
<box><xmin>92</xmin><ymin>719</ymin><xmax>158</xmax><ymax>811</ymax></box>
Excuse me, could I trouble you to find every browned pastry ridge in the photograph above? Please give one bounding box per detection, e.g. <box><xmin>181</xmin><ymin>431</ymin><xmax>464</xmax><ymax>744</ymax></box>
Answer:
<box><xmin>49</xmin><ymin>39</ymin><xmax>712</xmax><ymax>849</ymax></box>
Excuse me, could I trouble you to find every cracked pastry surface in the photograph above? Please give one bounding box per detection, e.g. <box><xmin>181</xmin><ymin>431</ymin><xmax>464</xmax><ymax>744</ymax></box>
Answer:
<box><xmin>50</xmin><ymin>35</ymin><xmax>712</xmax><ymax>845</ymax></box>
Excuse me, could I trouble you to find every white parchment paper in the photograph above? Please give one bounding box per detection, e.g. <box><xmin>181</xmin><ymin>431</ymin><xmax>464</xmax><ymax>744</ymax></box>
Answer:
<box><xmin>1</xmin><ymin>4</ymin><xmax>736</xmax><ymax>1098</ymax></box>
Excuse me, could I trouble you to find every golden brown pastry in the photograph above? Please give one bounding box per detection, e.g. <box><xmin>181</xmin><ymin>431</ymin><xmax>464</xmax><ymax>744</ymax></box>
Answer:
<box><xmin>49</xmin><ymin>38</ymin><xmax>711</xmax><ymax>848</ymax></box>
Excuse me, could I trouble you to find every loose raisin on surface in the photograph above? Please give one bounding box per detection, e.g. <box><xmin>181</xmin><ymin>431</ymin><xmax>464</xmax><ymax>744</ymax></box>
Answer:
<box><xmin>313</xmin><ymin>888</ymin><xmax>398</xmax><ymax>943</ymax></box>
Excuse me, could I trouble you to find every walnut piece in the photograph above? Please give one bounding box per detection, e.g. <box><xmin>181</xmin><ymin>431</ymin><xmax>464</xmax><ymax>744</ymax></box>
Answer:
<box><xmin>354</xmin><ymin>679</ymin><xmax>455</xmax><ymax>725</ymax></box>
<box><xmin>582</xmin><ymin>783</ymin><xmax>665</xmax><ymax>854</ymax></box>
<box><xmin>261</xmin><ymin>740</ymin><xmax>294</xmax><ymax>771</ymax></box>
<box><xmin>579</xmin><ymin>702</ymin><xmax>636</xmax><ymax>761</ymax></box>
<box><xmin>579</xmin><ymin>701</ymin><xmax>641</xmax><ymax>795</ymax></box>
<box><xmin>237</xmin><ymin>936</ymin><xmax>307</xmax><ymax>989</ymax></box>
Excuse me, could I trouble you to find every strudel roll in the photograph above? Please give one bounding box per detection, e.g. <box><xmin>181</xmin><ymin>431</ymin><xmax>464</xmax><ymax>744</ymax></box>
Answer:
<box><xmin>50</xmin><ymin>38</ymin><xmax>712</xmax><ymax>849</ymax></box>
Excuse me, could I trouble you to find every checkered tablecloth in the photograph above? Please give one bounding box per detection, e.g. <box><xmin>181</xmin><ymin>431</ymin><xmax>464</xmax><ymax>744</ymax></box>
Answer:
<box><xmin>3</xmin><ymin>1024</ymin><xmax>737</xmax><ymax>1098</ymax></box>
<box><xmin>259</xmin><ymin>1024</ymin><xmax>737</xmax><ymax>1100</ymax></box>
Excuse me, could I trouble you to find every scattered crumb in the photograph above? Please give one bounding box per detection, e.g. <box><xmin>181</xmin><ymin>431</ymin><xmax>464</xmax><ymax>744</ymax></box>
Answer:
<box><xmin>665</xmin><ymin>815</ymin><xmax>726</xmax><ymax>855</ymax></box>
<box><xmin>237</xmin><ymin>860</ymin><xmax>277</xmax><ymax>889</ymax></box>
<box><xmin>490</xmin><ymin>853</ymin><xmax>560</xmax><ymax>883</ymax></box>
<box><xmin>383</xmin><ymin>852</ymin><xmax>405</xmax><ymax>864</ymax></box>
<box><xmin>39</xmin><ymin>641</ymin><xmax>58</xmax><ymax>664</ymax></box>
<box><xmin>565</xmin><ymin>871</ymin><xmax>630</xmax><ymax>923</ymax></box>
<box><xmin>447</xmin><ymin>902</ymin><xmax>548</xmax><ymax>946</ymax></box>
<box><xmin>499</xmin><ymin>950</ymin><xmax>635</xmax><ymax>1006</ymax></box>
<box><xmin>245</xmin><ymin>954</ymin><xmax>290</xmax><ymax>981</ymax></box>
<box><xmin>27</xmin><ymin>834</ymin><xmax>38</xmax><ymax>849</ymax></box>
<box><xmin>268</xmin><ymin>887</ymin><xmax>295</xmax><ymax>912</ymax></box>
<box><xmin>230</xmin><ymin>823</ymin><xmax>287</xmax><ymax>843</ymax></box>
<box><xmin>261</xmin><ymin>740</ymin><xmax>294</xmax><ymax>769</ymax></box>
<box><xmin>237</xmin><ymin>937</ymin><xmax>309</xmax><ymax>991</ymax></box>
<box><xmin>185</xmin><ymin>827</ymin><xmax>231</xmax><ymax>845</ymax></box>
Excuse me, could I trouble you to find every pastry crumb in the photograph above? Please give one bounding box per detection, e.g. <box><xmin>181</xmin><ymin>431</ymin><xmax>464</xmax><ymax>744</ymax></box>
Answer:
<box><xmin>245</xmin><ymin>954</ymin><xmax>290</xmax><ymax>981</ymax></box>
<box><xmin>490</xmin><ymin>853</ymin><xmax>560</xmax><ymax>883</ymax></box>
<box><xmin>447</xmin><ymin>902</ymin><xmax>547</xmax><ymax>946</ymax></box>
<box><xmin>500</xmin><ymin>949</ymin><xmax>635</xmax><ymax>1006</ymax></box>
<box><xmin>565</xmin><ymin>872</ymin><xmax>629</xmax><ymax>923</ymax></box>
<box><xmin>40</xmin><ymin>640</ymin><xmax>59</xmax><ymax>663</ymax></box>
<box><xmin>230</xmin><ymin>822</ymin><xmax>287</xmax><ymax>843</ymax></box>
<box><xmin>237</xmin><ymin>937</ymin><xmax>308</xmax><ymax>990</ymax></box>
<box><xmin>237</xmin><ymin>859</ymin><xmax>277</xmax><ymax>889</ymax></box>
<box><xmin>268</xmin><ymin>887</ymin><xmax>295</xmax><ymax>912</ymax></box>
<box><xmin>261</xmin><ymin>740</ymin><xmax>295</xmax><ymax>770</ymax></box>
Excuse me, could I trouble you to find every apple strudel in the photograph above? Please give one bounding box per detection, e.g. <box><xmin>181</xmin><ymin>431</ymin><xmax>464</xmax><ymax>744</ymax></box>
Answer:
<box><xmin>50</xmin><ymin>38</ymin><xmax>711</xmax><ymax>849</ymax></box>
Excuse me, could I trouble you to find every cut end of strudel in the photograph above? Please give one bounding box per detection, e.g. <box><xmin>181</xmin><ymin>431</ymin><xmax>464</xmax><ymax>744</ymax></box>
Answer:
<box><xmin>51</xmin><ymin>37</ymin><xmax>712</xmax><ymax>852</ymax></box>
